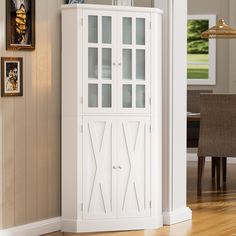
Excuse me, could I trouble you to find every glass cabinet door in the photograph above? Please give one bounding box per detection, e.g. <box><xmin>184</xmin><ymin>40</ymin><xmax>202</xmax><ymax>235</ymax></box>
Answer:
<box><xmin>84</xmin><ymin>11</ymin><xmax>116</xmax><ymax>113</ymax></box>
<box><xmin>119</xmin><ymin>14</ymin><xmax>150</xmax><ymax>113</ymax></box>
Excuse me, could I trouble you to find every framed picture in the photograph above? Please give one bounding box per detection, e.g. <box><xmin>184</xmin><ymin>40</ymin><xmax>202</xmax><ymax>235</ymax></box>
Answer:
<box><xmin>1</xmin><ymin>57</ymin><xmax>23</xmax><ymax>97</ymax></box>
<box><xmin>6</xmin><ymin>0</ymin><xmax>35</xmax><ymax>50</ymax></box>
<box><xmin>187</xmin><ymin>15</ymin><xmax>216</xmax><ymax>85</ymax></box>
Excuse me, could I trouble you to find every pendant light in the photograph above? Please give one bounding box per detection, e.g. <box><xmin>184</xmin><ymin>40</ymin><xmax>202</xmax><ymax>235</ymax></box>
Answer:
<box><xmin>201</xmin><ymin>19</ymin><xmax>236</xmax><ymax>39</ymax></box>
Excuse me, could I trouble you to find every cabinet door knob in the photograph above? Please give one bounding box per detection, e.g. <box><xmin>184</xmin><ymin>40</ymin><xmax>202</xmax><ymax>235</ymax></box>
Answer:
<box><xmin>118</xmin><ymin>166</ymin><xmax>122</xmax><ymax>169</ymax></box>
<box><xmin>113</xmin><ymin>166</ymin><xmax>117</xmax><ymax>169</ymax></box>
<box><xmin>118</xmin><ymin>63</ymin><xmax>122</xmax><ymax>66</ymax></box>
<box><xmin>113</xmin><ymin>63</ymin><xmax>116</xmax><ymax>66</ymax></box>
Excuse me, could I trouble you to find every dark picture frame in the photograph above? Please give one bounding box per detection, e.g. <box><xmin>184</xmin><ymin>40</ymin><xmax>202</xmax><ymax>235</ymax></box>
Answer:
<box><xmin>6</xmin><ymin>0</ymin><xmax>35</xmax><ymax>50</ymax></box>
<box><xmin>1</xmin><ymin>57</ymin><xmax>23</xmax><ymax>97</ymax></box>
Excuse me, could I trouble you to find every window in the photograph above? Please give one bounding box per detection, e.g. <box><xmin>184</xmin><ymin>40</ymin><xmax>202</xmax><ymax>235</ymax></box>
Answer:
<box><xmin>187</xmin><ymin>15</ymin><xmax>216</xmax><ymax>85</ymax></box>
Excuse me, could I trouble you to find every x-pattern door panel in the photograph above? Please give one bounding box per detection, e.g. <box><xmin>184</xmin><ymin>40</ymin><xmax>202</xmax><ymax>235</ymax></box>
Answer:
<box><xmin>83</xmin><ymin>116</ymin><xmax>116</xmax><ymax>219</ymax></box>
<box><xmin>117</xmin><ymin>117</ymin><xmax>151</xmax><ymax>218</ymax></box>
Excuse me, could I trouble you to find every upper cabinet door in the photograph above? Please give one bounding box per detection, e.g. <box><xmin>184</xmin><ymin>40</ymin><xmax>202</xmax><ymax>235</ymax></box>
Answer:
<box><xmin>117</xmin><ymin>13</ymin><xmax>151</xmax><ymax>114</ymax></box>
<box><xmin>83</xmin><ymin>10</ymin><xmax>117</xmax><ymax>113</ymax></box>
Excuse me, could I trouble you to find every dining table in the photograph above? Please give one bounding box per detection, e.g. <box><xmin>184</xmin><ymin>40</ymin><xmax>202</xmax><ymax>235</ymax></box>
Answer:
<box><xmin>187</xmin><ymin>112</ymin><xmax>200</xmax><ymax>148</ymax></box>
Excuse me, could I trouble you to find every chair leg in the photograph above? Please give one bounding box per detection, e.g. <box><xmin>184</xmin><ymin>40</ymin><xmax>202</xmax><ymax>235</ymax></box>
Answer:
<box><xmin>212</xmin><ymin>157</ymin><xmax>216</xmax><ymax>179</ymax></box>
<box><xmin>222</xmin><ymin>157</ymin><xmax>227</xmax><ymax>183</ymax></box>
<box><xmin>216</xmin><ymin>158</ymin><xmax>221</xmax><ymax>190</ymax></box>
<box><xmin>198</xmin><ymin>156</ymin><xmax>206</xmax><ymax>196</ymax></box>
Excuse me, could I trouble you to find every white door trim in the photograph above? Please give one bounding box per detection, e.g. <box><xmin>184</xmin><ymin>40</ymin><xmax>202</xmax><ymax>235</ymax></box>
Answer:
<box><xmin>154</xmin><ymin>0</ymin><xmax>192</xmax><ymax>225</ymax></box>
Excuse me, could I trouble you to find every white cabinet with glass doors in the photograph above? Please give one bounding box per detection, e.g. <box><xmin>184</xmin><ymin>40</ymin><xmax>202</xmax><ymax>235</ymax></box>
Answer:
<box><xmin>62</xmin><ymin>3</ymin><xmax>162</xmax><ymax>233</ymax></box>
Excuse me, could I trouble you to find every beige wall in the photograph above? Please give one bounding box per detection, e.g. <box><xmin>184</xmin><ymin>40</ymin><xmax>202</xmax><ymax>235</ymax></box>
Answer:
<box><xmin>188</xmin><ymin>0</ymin><xmax>230</xmax><ymax>93</ymax></box>
<box><xmin>229</xmin><ymin>0</ymin><xmax>236</xmax><ymax>93</ymax></box>
<box><xmin>0</xmin><ymin>0</ymin><xmax>62</xmax><ymax>228</ymax></box>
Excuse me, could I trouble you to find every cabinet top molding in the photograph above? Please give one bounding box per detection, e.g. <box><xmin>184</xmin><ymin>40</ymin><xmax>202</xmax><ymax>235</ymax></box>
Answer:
<box><xmin>61</xmin><ymin>3</ymin><xmax>163</xmax><ymax>14</ymax></box>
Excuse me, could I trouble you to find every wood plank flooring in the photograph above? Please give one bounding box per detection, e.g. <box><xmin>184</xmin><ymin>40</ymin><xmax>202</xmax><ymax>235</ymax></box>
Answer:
<box><xmin>45</xmin><ymin>161</ymin><xmax>236</xmax><ymax>236</ymax></box>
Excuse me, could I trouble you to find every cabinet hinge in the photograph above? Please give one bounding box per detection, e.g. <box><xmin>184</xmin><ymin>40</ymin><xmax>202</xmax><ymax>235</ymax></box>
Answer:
<box><xmin>81</xmin><ymin>18</ymin><xmax>83</xmax><ymax>26</ymax></box>
<box><xmin>81</xmin><ymin>125</ymin><xmax>83</xmax><ymax>133</ymax></box>
<box><xmin>81</xmin><ymin>203</ymin><xmax>83</xmax><ymax>211</ymax></box>
<box><xmin>149</xmin><ymin>201</ymin><xmax>152</xmax><ymax>208</ymax></box>
<box><xmin>81</xmin><ymin>96</ymin><xmax>83</xmax><ymax>104</ymax></box>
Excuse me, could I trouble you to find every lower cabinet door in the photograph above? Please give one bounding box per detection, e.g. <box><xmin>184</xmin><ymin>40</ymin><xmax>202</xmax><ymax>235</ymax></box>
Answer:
<box><xmin>83</xmin><ymin>116</ymin><xmax>117</xmax><ymax>219</ymax></box>
<box><xmin>117</xmin><ymin>117</ymin><xmax>151</xmax><ymax>218</ymax></box>
<box><xmin>82</xmin><ymin>116</ymin><xmax>151</xmax><ymax>220</ymax></box>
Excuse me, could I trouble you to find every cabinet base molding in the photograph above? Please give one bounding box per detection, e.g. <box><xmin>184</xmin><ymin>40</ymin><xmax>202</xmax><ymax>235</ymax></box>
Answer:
<box><xmin>0</xmin><ymin>217</ymin><xmax>61</xmax><ymax>236</ymax></box>
<box><xmin>62</xmin><ymin>217</ymin><xmax>163</xmax><ymax>233</ymax></box>
<box><xmin>163</xmin><ymin>207</ymin><xmax>192</xmax><ymax>225</ymax></box>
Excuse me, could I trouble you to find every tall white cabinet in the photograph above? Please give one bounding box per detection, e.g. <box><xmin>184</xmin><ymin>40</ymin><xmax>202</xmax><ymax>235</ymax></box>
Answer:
<box><xmin>62</xmin><ymin>4</ymin><xmax>162</xmax><ymax>233</ymax></box>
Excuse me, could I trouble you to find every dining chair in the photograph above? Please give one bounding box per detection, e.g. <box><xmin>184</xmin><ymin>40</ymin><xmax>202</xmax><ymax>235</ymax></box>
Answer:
<box><xmin>187</xmin><ymin>90</ymin><xmax>213</xmax><ymax>148</ymax></box>
<box><xmin>187</xmin><ymin>90</ymin><xmax>213</xmax><ymax>113</ymax></box>
<box><xmin>197</xmin><ymin>94</ymin><xmax>236</xmax><ymax>196</ymax></box>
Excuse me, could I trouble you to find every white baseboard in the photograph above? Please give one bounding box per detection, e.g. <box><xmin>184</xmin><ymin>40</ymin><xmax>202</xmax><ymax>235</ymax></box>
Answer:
<box><xmin>163</xmin><ymin>207</ymin><xmax>192</xmax><ymax>225</ymax></box>
<box><xmin>0</xmin><ymin>217</ymin><xmax>61</xmax><ymax>236</ymax></box>
<box><xmin>62</xmin><ymin>216</ymin><xmax>163</xmax><ymax>233</ymax></box>
<box><xmin>187</xmin><ymin>153</ymin><xmax>236</xmax><ymax>164</ymax></box>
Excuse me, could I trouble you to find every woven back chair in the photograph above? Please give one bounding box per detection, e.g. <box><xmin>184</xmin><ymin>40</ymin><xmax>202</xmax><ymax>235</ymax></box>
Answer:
<box><xmin>187</xmin><ymin>90</ymin><xmax>213</xmax><ymax>148</ymax></box>
<box><xmin>187</xmin><ymin>90</ymin><xmax>213</xmax><ymax>113</ymax></box>
<box><xmin>197</xmin><ymin>94</ymin><xmax>236</xmax><ymax>195</ymax></box>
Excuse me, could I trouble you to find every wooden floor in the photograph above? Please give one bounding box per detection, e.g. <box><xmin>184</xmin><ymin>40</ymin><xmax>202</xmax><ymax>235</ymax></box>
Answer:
<box><xmin>46</xmin><ymin>161</ymin><xmax>236</xmax><ymax>236</ymax></box>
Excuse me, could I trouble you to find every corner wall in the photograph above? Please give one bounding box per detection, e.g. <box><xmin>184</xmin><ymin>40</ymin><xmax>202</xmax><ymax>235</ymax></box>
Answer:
<box><xmin>0</xmin><ymin>0</ymin><xmax>62</xmax><ymax>229</ymax></box>
<box><xmin>188</xmin><ymin>0</ymin><xmax>230</xmax><ymax>93</ymax></box>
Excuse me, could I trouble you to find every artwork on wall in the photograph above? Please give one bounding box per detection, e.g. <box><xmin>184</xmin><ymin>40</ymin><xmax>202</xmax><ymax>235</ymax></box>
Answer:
<box><xmin>187</xmin><ymin>15</ymin><xmax>216</xmax><ymax>85</ymax></box>
<box><xmin>1</xmin><ymin>57</ymin><xmax>23</xmax><ymax>97</ymax></box>
<box><xmin>6</xmin><ymin>0</ymin><xmax>35</xmax><ymax>50</ymax></box>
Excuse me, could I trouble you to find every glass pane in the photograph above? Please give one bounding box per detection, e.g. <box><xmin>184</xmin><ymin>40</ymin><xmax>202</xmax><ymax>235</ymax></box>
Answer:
<box><xmin>187</xmin><ymin>19</ymin><xmax>209</xmax><ymax>80</ymax></box>
<box><xmin>136</xmin><ymin>18</ymin><xmax>145</xmax><ymax>45</ymax></box>
<box><xmin>136</xmin><ymin>49</ymin><xmax>145</xmax><ymax>80</ymax></box>
<box><xmin>102</xmin><ymin>16</ymin><xmax>112</xmax><ymax>44</ymax></box>
<box><xmin>102</xmin><ymin>84</ymin><xmax>112</xmax><ymax>108</ymax></box>
<box><xmin>123</xmin><ymin>49</ymin><xmax>132</xmax><ymax>80</ymax></box>
<box><xmin>88</xmin><ymin>84</ymin><xmax>98</xmax><ymax>107</ymax></box>
<box><xmin>123</xmin><ymin>17</ymin><xmax>132</xmax><ymax>44</ymax></box>
<box><xmin>88</xmin><ymin>48</ymin><xmax>98</xmax><ymax>79</ymax></box>
<box><xmin>123</xmin><ymin>85</ymin><xmax>132</xmax><ymax>108</ymax></box>
<box><xmin>136</xmin><ymin>85</ymin><xmax>145</xmax><ymax>108</ymax></box>
<box><xmin>102</xmin><ymin>48</ymin><xmax>112</xmax><ymax>80</ymax></box>
<box><xmin>88</xmin><ymin>16</ymin><xmax>98</xmax><ymax>43</ymax></box>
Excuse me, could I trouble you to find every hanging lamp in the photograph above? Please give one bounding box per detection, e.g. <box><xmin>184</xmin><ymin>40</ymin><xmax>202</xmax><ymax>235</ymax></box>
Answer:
<box><xmin>201</xmin><ymin>19</ymin><xmax>236</xmax><ymax>39</ymax></box>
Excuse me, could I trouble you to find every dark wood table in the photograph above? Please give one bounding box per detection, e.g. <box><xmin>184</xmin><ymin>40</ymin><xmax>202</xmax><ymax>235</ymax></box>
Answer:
<box><xmin>187</xmin><ymin>113</ymin><xmax>200</xmax><ymax>121</ymax></box>
<box><xmin>187</xmin><ymin>113</ymin><xmax>200</xmax><ymax>148</ymax></box>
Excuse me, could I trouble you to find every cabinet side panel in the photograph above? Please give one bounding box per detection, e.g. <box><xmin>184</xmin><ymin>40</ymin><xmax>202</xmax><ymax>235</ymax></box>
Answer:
<box><xmin>150</xmin><ymin>12</ymin><xmax>162</xmax><ymax>220</ymax></box>
<box><xmin>62</xmin><ymin>8</ymin><xmax>83</xmax><ymax>222</ymax></box>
